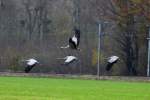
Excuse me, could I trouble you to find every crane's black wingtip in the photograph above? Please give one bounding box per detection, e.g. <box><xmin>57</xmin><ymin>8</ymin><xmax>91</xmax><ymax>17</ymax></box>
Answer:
<box><xmin>105</xmin><ymin>63</ymin><xmax>113</xmax><ymax>71</ymax></box>
<box><xmin>24</xmin><ymin>68</ymin><xmax>30</xmax><ymax>73</ymax></box>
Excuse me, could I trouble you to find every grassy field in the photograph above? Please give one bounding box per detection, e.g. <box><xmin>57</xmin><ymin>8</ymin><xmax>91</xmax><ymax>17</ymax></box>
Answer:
<box><xmin>0</xmin><ymin>76</ymin><xmax>150</xmax><ymax>100</ymax></box>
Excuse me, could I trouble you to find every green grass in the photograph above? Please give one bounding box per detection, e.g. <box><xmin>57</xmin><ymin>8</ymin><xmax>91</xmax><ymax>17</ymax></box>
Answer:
<box><xmin>0</xmin><ymin>76</ymin><xmax>150</xmax><ymax>100</ymax></box>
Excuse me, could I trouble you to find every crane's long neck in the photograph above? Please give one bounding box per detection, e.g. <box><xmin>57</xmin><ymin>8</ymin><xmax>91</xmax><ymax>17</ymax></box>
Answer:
<box><xmin>60</xmin><ymin>45</ymin><xmax>69</xmax><ymax>49</ymax></box>
<box><xmin>56</xmin><ymin>57</ymin><xmax>66</xmax><ymax>59</ymax></box>
<box><xmin>21</xmin><ymin>59</ymin><xmax>28</xmax><ymax>62</ymax></box>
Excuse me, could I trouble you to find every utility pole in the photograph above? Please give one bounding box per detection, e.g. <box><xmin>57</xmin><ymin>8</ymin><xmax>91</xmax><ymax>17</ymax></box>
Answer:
<box><xmin>147</xmin><ymin>27</ymin><xmax>150</xmax><ymax>77</ymax></box>
<box><xmin>73</xmin><ymin>0</ymin><xmax>80</xmax><ymax>29</ymax></box>
<box><xmin>97</xmin><ymin>23</ymin><xmax>101</xmax><ymax>78</ymax></box>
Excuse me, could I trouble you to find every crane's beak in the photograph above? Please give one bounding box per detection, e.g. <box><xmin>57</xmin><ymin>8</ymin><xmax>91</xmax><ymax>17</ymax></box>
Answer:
<box><xmin>37</xmin><ymin>62</ymin><xmax>42</xmax><ymax>66</ymax></box>
<box><xmin>78</xmin><ymin>48</ymin><xmax>82</xmax><ymax>52</ymax></box>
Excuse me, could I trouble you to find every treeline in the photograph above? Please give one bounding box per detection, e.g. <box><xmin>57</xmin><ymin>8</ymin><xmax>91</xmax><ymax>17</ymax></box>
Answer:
<box><xmin>0</xmin><ymin>0</ymin><xmax>149</xmax><ymax>76</ymax></box>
